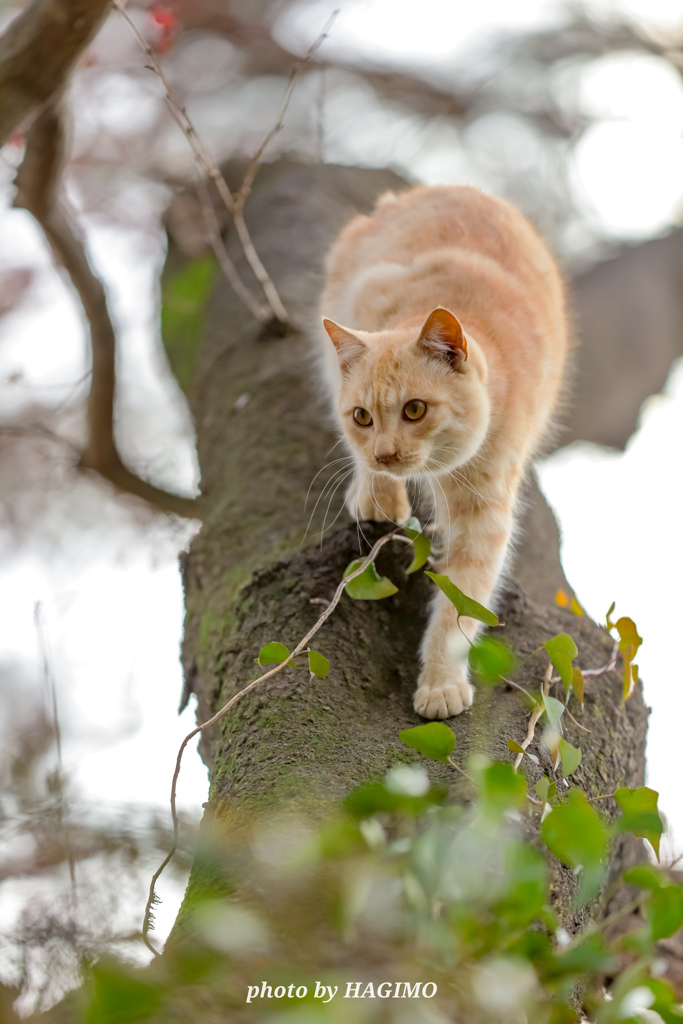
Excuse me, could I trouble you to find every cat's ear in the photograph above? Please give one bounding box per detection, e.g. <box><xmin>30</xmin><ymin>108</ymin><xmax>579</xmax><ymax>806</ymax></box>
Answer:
<box><xmin>322</xmin><ymin>318</ymin><xmax>367</xmax><ymax>370</ymax></box>
<box><xmin>418</xmin><ymin>307</ymin><xmax>467</xmax><ymax>370</ymax></box>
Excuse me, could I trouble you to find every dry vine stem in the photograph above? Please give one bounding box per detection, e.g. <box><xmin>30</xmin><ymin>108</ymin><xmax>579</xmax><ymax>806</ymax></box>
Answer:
<box><xmin>142</xmin><ymin>526</ymin><xmax>402</xmax><ymax>955</ymax></box>
<box><xmin>112</xmin><ymin>0</ymin><xmax>290</xmax><ymax>326</ymax></box>
<box><xmin>513</xmin><ymin>661</ymin><xmax>554</xmax><ymax>772</ymax></box>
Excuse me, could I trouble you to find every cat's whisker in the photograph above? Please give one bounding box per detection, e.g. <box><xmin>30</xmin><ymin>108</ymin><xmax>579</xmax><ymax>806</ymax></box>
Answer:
<box><xmin>429</xmin><ymin>458</ymin><xmax>495</xmax><ymax>510</ymax></box>
<box><xmin>319</xmin><ymin>468</ymin><xmax>354</xmax><ymax>547</ymax></box>
<box><xmin>319</xmin><ymin>471</ymin><xmax>356</xmax><ymax>544</ymax></box>
<box><xmin>304</xmin><ymin>455</ymin><xmax>354</xmax><ymax>511</ymax></box>
<box><xmin>426</xmin><ymin>468</ymin><xmax>452</xmax><ymax>554</ymax></box>
<box><xmin>303</xmin><ymin>464</ymin><xmax>354</xmax><ymax>544</ymax></box>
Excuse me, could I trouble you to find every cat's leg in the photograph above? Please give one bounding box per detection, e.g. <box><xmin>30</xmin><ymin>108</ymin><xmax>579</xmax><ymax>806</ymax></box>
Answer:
<box><xmin>414</xmin><ymin>495</ymin><xmax>514</xmax><ymax>719</ymax></box>
<box><xmin>346</xmin><ymin>470</ymin><xmax>411</xmax><ymax>524</ymax></box>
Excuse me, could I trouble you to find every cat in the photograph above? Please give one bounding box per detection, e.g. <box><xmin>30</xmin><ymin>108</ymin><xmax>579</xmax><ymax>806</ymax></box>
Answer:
<box><xmin>319</xmin><ymin>185</ymin><xmax>568</xmax><ymax>720</ymax></box>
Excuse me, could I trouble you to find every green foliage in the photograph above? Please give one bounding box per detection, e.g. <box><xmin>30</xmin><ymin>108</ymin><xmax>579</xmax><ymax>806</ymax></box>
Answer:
<box><xmin>86</xmin><ymin>960</ymin><xmax>163</xmax><ymax>1024</ymax></box>
<box><xmin>647</xmin><ymin>884</ymin><xmax>683</xmax><ymax>941</ymax></box>
<box><xmin>161</xmin><ymin>255</ymin><xmax>216</xmax><ymax>392</ymax></box>
<box><xmin>83</xmin><ymin>754</ymin><xmax>676</xmax><ymax>1024</ymax></box>
<box><xmin>424</xmin><ymin>571</ymin><xmax>499</xmax><ymax>626</ymax></box>
<box><xmin>402</xmin><ymin>516</ymin><xmax>431</xmax><ymax>573</ymax></box>
<box><xmin>543</xmin><ymin>632</ymin><xmax>577</xmax><ymax>690</ymax></box>
<box><xmin>476</xmin><ymin>759</ymin><xmax>527</xmax><ymax>815</ymax></box>
<box><xmin>399</xmin><ymin>722</ymin><xmax>455</xmax><ymax>763</ymax></box>
<box><xmin>470</xmin><ymin>636</ymin><xmax>516</xmax><ymax>683</ymax></box>
<box><xmin>308</xmin><ymin>650</ymin><xmax>330</xmax><ymax>678</ymax></box>
<box><xmin>557</xmin><ymin>738</ymin><xmax>582</xmax><ymax>779</ymax></box>
<box><xmin>344</xmin><ymin>559</ymin><xmax>398</xmax><ymax>599</ymax></box>
<box><xmin>257</xmin><ymin>641</ymin><xmax>290</xmax><ymax>666</ymax></box>
<box><xmin>542</xmin><ymin>692</ymin><xmax>565</xmax><ymax>730</ymax></box>
<box><xmin>540</xmin><ymin>789</ymin><xmax>608</xmax><ymax>902</ymax></box>
<box><xmin>614</xmin><ymin>786</ymin><xmax>663</xmax><ymax>860</ymax></box>
<box><xmin>534</xmin><ymin>776</ymin><xmax>557</xmax><ymax>802</ymax></box>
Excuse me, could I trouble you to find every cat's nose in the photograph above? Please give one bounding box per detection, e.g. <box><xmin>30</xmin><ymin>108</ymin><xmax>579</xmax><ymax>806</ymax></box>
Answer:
<box><xmin>375</xmin><ymin>446</ymin><xmax>399</xmax><ymax>464</ymax></box>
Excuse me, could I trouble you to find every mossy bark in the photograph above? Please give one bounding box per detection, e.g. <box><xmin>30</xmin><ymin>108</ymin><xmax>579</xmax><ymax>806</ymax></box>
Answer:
<box><xmin>162</xmin><ymin>162</ymin><xmax>648</xmax><ymax>941</ymax></box>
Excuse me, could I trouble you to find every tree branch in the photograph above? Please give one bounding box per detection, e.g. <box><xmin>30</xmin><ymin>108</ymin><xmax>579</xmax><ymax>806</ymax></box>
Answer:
<box><xmin>0</xmin><ymin>0</ymin><xmax>110</xmax><ymax>146</ymax></box>
<box><xmin>13</xmin><ymin>100</ymin><xmax>201</xmax><ymax>520</ymax></box>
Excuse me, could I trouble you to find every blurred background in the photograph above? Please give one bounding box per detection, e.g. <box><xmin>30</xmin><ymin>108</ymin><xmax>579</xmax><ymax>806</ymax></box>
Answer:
<box><xmin>1</xmin><ymin>0</ymin><xmax>682</xmax><ymax>1013</ymax></box>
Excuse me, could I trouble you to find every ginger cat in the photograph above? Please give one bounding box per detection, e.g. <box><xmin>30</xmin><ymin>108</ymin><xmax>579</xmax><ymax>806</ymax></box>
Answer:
<box><xmin>319</xmin><ymin>185</ymin><xmax>568</xmax><ymax>720</ymax></box>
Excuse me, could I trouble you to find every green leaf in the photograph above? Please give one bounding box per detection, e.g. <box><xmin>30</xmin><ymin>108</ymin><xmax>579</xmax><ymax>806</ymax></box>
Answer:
<box><xmin>344</xmin><ymin>779</ymin><xmax>446</xmax><ymax>818</ymax></box>
<box><xmin>477</xmin><ymin>760</ymin><xmax>528</xmax><ymax>814</ymax></box>
<box><xmin>344</xmin><ymin>560</ymin><xmax>398</xmax><ymax>600</ymax></box>
<box><xmin>506</xmin><ymin>739</ymin><xmax>538</xmax><ymax>764</ymax></box>
<box><xmin>614</xmin><ymin>786</ymin><xmax>663</xmax><ymax>860</ymax></box>
<box><xmin>558</xmin><ymin>739</ymin><xmax>582</xmax><ymax>779</ymax></box>
<box><xmin>540</xmin><ymin>789</ymin><xmax>608</xmax><ymax>902</ymax></box>
<box><xmin>542</xmin><ymin>693</ymin><xmax>565</xmax><ymax>730</ymax></box>
<box><xmin>648</xmin><ymin>885</ymin><xmax>683</xmax><ymax>941</ymax></box>
<box><xmin>86</xmin><ymin>960</ymin><xmax>163</xmax><ymax>1024</ymax></box>
<box><xmin>535</xmin><ymin>777</ymin><xmax>557</xmax><ymax>803</ymax></box>
<box><xmin>161</xmin><ymin>255</ymin><xmax>216</xmax><ymax>392</ymax></box>
<box><xmin>308</xmin><ymin>650</ymin><xmax>330</xmax><ymax>678</ymax></box>
<box><xmin>470</xmin><ymin>636</ymin><xmax>516</xmax><ymax>683</ymax></box>
<box><xmin>543</xmin><ymin>633</ymin><xmax>578</xmax><ymax>690</ymax></box>
<box><xmin>424</xmin><ymin>572</ymin><xmax>498</xmax><ymax>626</ymax></box>
<box><xmin>257</xmin><ymin>641</ymin><xmax>290</xmax><ymax>666</ymax></box>
<box><xmin>399</xmin><ymin>722</ymin><xmax>455</xmax><ymax>763</ymax></box>
<box><xmin>549</xmin><ymin>933</ymin><xmax>615</xmax><ymax>977</ymax></box>
<box><xmin>402</xmin><ymin>517</ymin><xmax>431</xmax><ymax>574</ymax></box>
<box><xmin>623</xmin><ymin>864</ymin><xmax>667</xmax><ymax>891</ymax></box>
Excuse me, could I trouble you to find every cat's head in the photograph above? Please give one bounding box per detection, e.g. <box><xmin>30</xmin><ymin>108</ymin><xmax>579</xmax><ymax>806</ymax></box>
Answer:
<box><xmin>322</xmin><ymin>307</ymin><xmax>490</xmax><ymax>478</ymax></box>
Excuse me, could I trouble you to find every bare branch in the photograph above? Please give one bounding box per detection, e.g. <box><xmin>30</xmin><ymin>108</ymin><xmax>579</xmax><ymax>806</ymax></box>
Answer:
<box><xmin>195</xmin><ymin>175</ymin><xmax>268</xmax><ymax>323</ymax></box>
<box><xmin>111</xmin><ymin>0</ymin><xmax>289</xmax><ymax>326</ymax></box>
<box><xmin>14</xmin><ymin>101</ymin><xmax>201</xmax><ymax>520</ymax></box>
<box><xmin>234</xmin><ymin>9</ymin><xmax>339</xmax><ymax>210</ymax></box>
<box><xmin>0</xmin><ymin>0</ymin><xmax>110</xmax><ymax>146</ymax></box>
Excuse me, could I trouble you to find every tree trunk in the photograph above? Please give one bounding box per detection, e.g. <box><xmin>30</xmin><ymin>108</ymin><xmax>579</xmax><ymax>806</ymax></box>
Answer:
<box><xmin>162</xmin><ymin>162</ymin><xmax>648</xmax><ymax>940</ymax></box>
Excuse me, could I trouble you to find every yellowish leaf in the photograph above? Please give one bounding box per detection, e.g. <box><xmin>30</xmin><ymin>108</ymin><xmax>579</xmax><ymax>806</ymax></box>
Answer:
<box><xmin>571</xmin><ymin>667</ymin><xmax>584</xmax><ymax>704</ymax></box>
<box><xmin>616</xmin><ymin>616</ymin><xmax>642</xmax><ymax>659</ymax></box>
<box><xmin>570</xmin><ymin>598</ymin><xmax>584</xmax><ymax>617</ymax></box>
<box><xmin>544</xmin><ymin>730</ymin><xmax>561</xmax><ymax>771</ymax></box>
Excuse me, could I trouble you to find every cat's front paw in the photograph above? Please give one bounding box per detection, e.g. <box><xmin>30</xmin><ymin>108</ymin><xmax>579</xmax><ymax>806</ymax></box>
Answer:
<box><xmin>413</xmin><ymin>670</ymin><xmax>474</xmax><ymax>720</ymax></box>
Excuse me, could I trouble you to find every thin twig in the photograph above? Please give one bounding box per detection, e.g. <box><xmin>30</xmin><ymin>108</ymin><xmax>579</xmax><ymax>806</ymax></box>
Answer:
<box><xmin>447</xmin><ymin>755</ymin><xmax>474</xmax><ymax>784</ymax></box>
<box><xmin>112</xmin><ymin>0</ymin><xmax>288</xmax><ymax>325</ymax></box>
<box><xmin>501</xmin><ymin>675</ymin><xmax>530</xmax><ymax>696</ymax></box>
<box><xmin>34</xmin><ymin>603</ymin><xmax>76</xmax><ymax>896</ymax></box>
<box><xmin>13</xmin><ymin>100</ymin><xmax>201</xmax><ymax>519</ymax></box>
<box><xmin>233</xmin><ymin>10</ymin><xmax>339</xmax><ymax>210</ymax></box>
<box><xmin>561</xmin><ymin>700</ymin><xmax>592</xmax><ymax>733</ymax></box>
<box><xmin>142</xmin><ymin>527</ymin><xmax>401</xmax><ymax>955</ymax></box>
<box><xmin>550</xmin><ymin>641</ymin><xmax>620</xmax><ymax>685</ymax></box>
<box><xmin>195</xmin><ymin>175</ymin><xmax>268</xmax><ymax>322</ymax></box>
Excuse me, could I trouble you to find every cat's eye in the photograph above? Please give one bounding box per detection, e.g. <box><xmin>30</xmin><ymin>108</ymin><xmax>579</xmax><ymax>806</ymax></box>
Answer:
<box><xmin>403</xmin><ymin>400</ymin><xmax>427</xmax><ymax>421</ymax></box>
<box><xmin>354</xmin><ymin>407</ymin><xmax>373</xmax><ymax>426</ymax></box>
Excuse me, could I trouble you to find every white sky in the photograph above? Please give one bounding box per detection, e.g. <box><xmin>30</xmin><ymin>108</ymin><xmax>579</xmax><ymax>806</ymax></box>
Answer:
<box><xmin>1</xmin><ymin>0</ymin><xmax>683</xmax><ymax>979</ymax></box>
